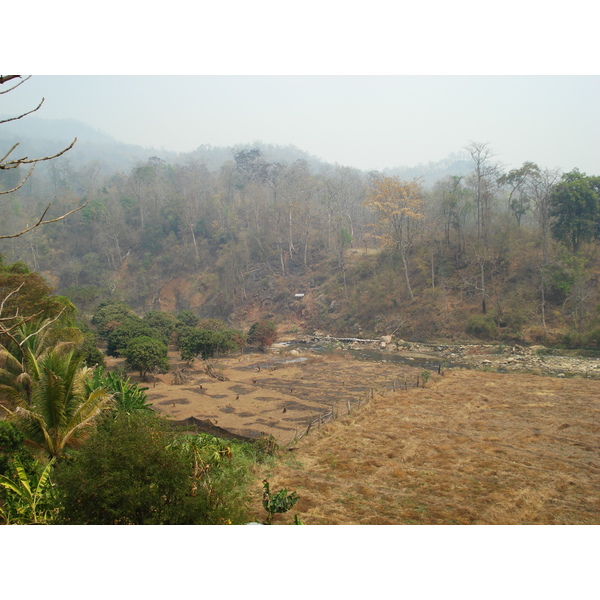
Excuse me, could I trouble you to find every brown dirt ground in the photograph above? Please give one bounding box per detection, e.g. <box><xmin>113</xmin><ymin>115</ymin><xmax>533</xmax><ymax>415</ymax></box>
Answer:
<box><xmin>108</xmin><ymin>347</ymin><xmax>422</xmax><ymax>443</ymax></box>
<box><xmin>108</xmin><ymin>348</ymin><xmax>600</xmax><ymax>525</ymax></box>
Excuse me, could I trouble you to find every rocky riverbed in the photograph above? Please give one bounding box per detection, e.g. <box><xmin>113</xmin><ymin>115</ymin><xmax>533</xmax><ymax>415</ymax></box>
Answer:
<box><xmin>292</xmin><ymin>335</ymin><xmax>600</xmax><ymax>379</ymax></box>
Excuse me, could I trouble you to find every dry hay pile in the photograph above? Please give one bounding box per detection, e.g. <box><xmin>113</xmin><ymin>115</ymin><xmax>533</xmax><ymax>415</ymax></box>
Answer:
<box><xmin>252</xmin><ymin>369</ymin><xmax>600</xmax><ymax>525</ymax></box>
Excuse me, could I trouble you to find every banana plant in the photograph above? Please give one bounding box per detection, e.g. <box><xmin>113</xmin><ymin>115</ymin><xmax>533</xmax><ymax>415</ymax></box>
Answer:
<box><xmin>86</xmin><ymin>367</ymin><xmax>152</xmax><ymax>413</ymax></box>
<box><xmin>0</xmin><ymin>456</ymin><xmax>57</xmax><ymax>524</ymax></box>
<box><xmin>262</xmin><ymin>479</ymin><xmax>299</xmax><ymax>524</ymax></box>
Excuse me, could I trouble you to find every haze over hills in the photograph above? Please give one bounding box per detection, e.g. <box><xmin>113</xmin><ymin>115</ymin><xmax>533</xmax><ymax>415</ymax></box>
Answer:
<box><xmin>1</xmin><ymin>115</ymin><xmax>475</xmax><ymax>184</ymax></box>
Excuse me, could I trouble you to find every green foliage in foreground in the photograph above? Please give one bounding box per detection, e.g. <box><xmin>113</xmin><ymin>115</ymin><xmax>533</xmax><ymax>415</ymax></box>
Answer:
<box><xmin>0</xmin><ymin>456</ymin><xmax>58</xmax><ymax>524</ymax></box>
<box><xmin>85</xmin><ymin>367</ymin><xmax>153</xmax><ymax>414</ymax></box>
<box><xmin>262</xmin><ymin>479</ymin><xmax>299</xmax><ymax>524</ymax></box>
<box><xmin>1</xmin><ymin>348</ymin><xmax>114</xmax><ymax>458</ymax></box>
<box><xmin>0</xmin><ymin>420</ymin><xmax>35</xmax><ymax>478</ymax></box>
<box><xmin>55</xmin><ymin>413</ymin><xmax>256</xmax><ymax>524</ymax></box>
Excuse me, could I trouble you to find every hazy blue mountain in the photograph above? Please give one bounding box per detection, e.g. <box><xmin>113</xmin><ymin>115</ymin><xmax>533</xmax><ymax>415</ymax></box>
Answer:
<box><xmin>1</xmin><ymin>115</ymin><xmax>474</xmax><ymax>184</ymax></box>
<box><xmin>0</xmin><ymin>116</ymin><xmax>175</xmax><ymax>174</ymax></box>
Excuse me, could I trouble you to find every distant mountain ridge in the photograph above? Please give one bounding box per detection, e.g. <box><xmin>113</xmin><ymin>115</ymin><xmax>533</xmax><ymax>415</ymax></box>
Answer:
<box><xmin>1</xmin><ymin>115</ymin><xmax>474</xmax><ymax>184</ymax></box>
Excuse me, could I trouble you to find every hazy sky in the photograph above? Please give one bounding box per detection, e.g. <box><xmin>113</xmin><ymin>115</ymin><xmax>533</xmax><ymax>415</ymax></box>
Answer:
<box><xmin>3</xmin><ymin>75</ymin><xmax>598</xmax><ymax>174</ymax></box>
<box><xmin>5</xmin><ymin>1</ymin><xmax>599</xmax><ymax>175</ymax></box>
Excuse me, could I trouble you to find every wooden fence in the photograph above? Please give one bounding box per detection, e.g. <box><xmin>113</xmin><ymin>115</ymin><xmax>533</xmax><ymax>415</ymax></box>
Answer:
<box><xmin>285</xmin><ymin>387</ymin><xmax>377</xmax><ymax>445</ymax></box>
<box><xmin>284</xmin><ymin>370</ymin><xmax>439</xmax><ymax>446</ymax></box>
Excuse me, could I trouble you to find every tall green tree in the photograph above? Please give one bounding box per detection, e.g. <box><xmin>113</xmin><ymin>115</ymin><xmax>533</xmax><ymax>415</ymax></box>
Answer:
<box><xmin>106</xmin><ymin>316</ymin><xmax>163</xmax><ymax>357</ymax></box>
<box><xmin>497</xmin><ymin>161</ymin><xmax>539</xmax><ymax>226</ymax></box>
<box><xmin>550</xmin><ymin>170</ymin><xmax>599</xmax><ymax>252</ymax></box>
<box><xmin>91</xmin><ymin>300</ymin><xmax>137</xmax><ymax>339</ymax></box>
<box><xmin>123</xmin><ymin>336</ymin><xmax>169</xmax><ymax>380</ymax></box>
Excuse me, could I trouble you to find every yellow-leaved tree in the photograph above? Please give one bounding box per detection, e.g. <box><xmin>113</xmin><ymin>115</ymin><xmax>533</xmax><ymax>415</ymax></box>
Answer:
<box><xmin>365</xmin><ymin>176</ymin><xmax>425</xmax><ymax>301</ymax></box>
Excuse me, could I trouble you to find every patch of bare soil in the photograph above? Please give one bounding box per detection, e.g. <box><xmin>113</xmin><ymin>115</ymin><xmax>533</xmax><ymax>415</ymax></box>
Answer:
<box><xmin>109</xmin><ymin>348</ymin><xmax>423</xmax><ymax>443</ymax></box>
<box><xmin>249</xmin><ymin>368</ymin><xmax>600</xmax><ymax>525</ymax></box>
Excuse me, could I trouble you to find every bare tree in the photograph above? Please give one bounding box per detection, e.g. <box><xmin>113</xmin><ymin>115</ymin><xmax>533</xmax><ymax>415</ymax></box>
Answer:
<box><xmin>465</xmin><ymin>141</ymin><xmax>501</xmax><ymax>245</ymax></box>
<box><xmin>528</xmin><ymin>166</ymin><xmax>561</xmax><ymax>262</ymax></box>
<box><xmin>0</xmin><ymin>75</ymin><xmax>86</xmax><ymax>239</ymax></box>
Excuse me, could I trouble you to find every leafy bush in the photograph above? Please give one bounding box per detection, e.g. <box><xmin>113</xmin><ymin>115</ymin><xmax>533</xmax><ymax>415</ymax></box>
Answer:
<box><xmin>247</xmin><ymin>320</ymin><xmax>277</xmax><ymax>349</ymax></box>
<box><xmin>80</xmin><ymin>335</ymin><xmax>105</xmax><ymax>367</ymax></box>
<box><xmin>465</xmin><ymin>313</ymin><xmax>497</xmax><ymax>339</ymax></box>
<box><xmin>0</xmin><ymin>456</ymin><xmax>59</xmax><ymax>525</ymax></box>
<box><xmin>56</xmin><ymin>413</ymin><xmax>250</xmax><ymax>524</ymax></box>
<box><xmin>262</xmin><ymin>479</ymin><xmax>299</xmax><ymax>524</ymax></box>
<box><xmin>86</xmin><ymin>367</ymin><xmax>153</xmax><ymax>414</ymax></box>
<box><xmin>0</xmin><ymin>421</ymin><xmax>35</xmax><ymax>478</ymax></box>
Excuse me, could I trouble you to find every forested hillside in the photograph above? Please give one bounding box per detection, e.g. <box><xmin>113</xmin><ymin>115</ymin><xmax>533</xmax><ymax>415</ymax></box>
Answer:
<box><xmin>1</xmin><ymin>130</ymin><xmax>599</xmax><ymax>348</ymax></box>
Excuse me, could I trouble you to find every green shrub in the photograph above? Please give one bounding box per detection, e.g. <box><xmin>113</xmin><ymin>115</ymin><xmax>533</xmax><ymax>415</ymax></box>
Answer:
<box><xmin>86</xmin><ymin>367</ymin><xmax>153</xmax><ymax>414</ymax></box>
<box><xmin>465</xmin><ymin>313</ymin><xmax>497</xmax><ymax>339</ymax></box>
<box><xmin>0</xmin><ymin>421</ymin><xmax>36</xmax><ymax>479</ymax></box>
<box><xmin>56</xmin><ymin>414</ymin><xmax>251</xmax><ymax>525</ymax></box>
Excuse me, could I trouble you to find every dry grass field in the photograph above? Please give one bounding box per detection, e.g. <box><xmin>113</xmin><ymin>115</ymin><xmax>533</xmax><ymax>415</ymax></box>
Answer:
<box><xmin>120</xmin><ymin>348</ymin><xmax>599</xmax><ymax>525</ymax></box>
<box><xmin>248</xmin><ymin>367</ymin><xmax>600</xmax><ymax>525</ymax></box>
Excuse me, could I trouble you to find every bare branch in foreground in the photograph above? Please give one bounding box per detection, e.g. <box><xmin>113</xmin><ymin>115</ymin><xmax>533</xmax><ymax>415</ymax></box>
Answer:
<box><xmin>0</xmin><ymin>200</ymin><xmax>89</xmax><ymax>240</ymax></box>
<box><xmin>0</xmin><ymin>97</ymin><xmax>45</xmax><ymax>126</ymax></box>
<box><xmin>0</xmin><ymin>164</ymin><xmax>35</xmax><ymax>195</ymax></box>
<box><xmin>0</xmin><ymin>75</ymin><xmax>83</xmax><ymax>238</ymax></box>
<box><xmin>0</xmin><ymin>137</ymin><xmax>77</xmax><ymax>169</ymax></box>
<box><xmin>0</xmin><ymin>75</ymin><xmax>30</xmax><ymax>93</ymax></box>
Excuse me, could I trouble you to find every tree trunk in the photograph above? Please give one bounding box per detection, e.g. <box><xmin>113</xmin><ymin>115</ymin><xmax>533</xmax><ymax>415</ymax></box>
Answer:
<box><xmin>400</xmin><ymin>246</ymin><xmax>415</xmax><ymax>301</ymax></box>
<box><xmin>480</xmin><ymin>262</ymin><xmax>487</xmax><ymax>314</ymax></box>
